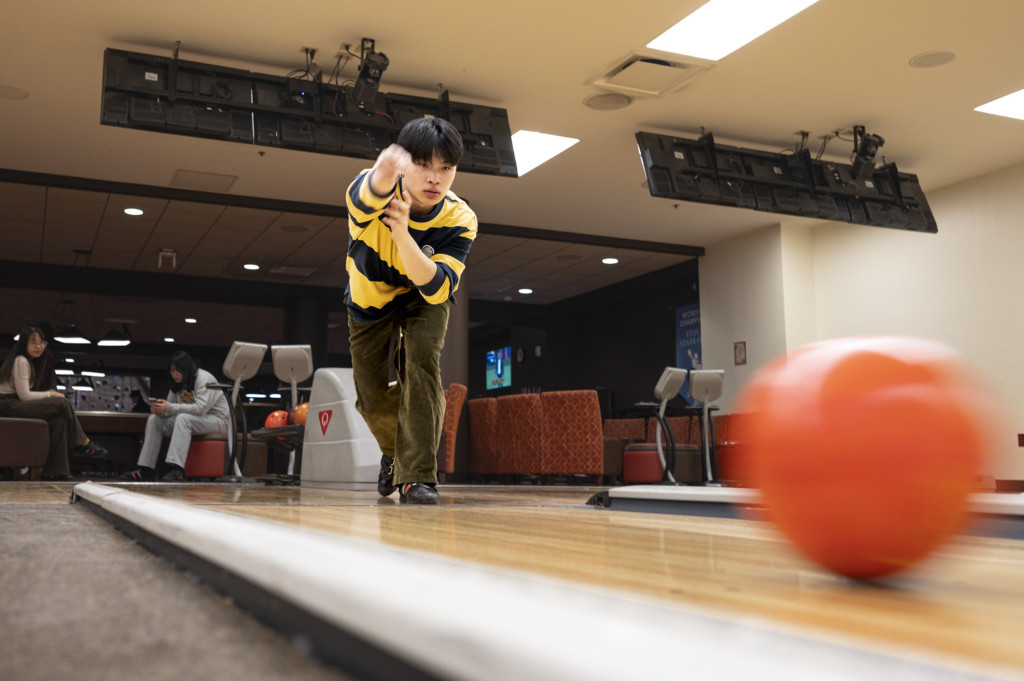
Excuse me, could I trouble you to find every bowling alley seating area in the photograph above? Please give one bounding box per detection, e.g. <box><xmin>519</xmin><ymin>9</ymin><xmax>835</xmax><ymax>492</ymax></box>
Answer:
<box><xmin>2</xmin><ymin>373</ymin><xmax>744</xmax><ymax>487</ymax></box>
<box><xmin>466</xmin><ymin>389</ymin><xmax>617</xmax><ymax>484</ymax></box>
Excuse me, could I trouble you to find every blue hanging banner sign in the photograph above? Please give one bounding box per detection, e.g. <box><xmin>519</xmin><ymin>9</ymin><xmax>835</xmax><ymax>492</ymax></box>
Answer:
<box><xmin>676</xmin><ymin>303</ymin><xmax>702</xmax><ymax>404</ymax></box>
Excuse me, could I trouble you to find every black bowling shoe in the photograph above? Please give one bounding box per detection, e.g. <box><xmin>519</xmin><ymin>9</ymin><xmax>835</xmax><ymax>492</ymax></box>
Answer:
<box><xmin>378</xmin><ymin>455</ymin><xmax>396</xmax><ymax>497</ymax></box>
<box><xmin>399</xmin><ymin>482</ymin><xmax>439</xmax><ymax>505</ymax></box>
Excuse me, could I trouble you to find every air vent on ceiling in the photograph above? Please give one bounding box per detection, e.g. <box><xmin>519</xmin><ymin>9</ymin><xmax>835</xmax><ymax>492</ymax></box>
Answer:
<box><xmin>170</xmin><ymin>169</ymin><xmax>238</xmax><ymax>192</ymax></box>
<box><xmin>588</xmin><ymin>53</ymin><xmax>713</xmax><ymax>97</ymax></box>
<box><xmin>271</xmin><ymin>265</ymin><xmax>316</xmax><ymax>277</ymax></box>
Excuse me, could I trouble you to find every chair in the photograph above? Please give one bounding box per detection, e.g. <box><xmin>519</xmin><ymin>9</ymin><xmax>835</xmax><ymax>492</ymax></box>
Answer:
<box><xmin>689</xmin><ymin>369</ymin><xmax>725</xmax><ymax>484</ymax></box>
<box><xmin>271</xmin><ymin>344</ymin><xmax>314</xmax><ymax>407</ymax></box>
<box><xmin>437</xmin><ymin>383</ymin><xmax>467</xmax><ymax>480</ymax></box>
<box><xmin>214</xmin><ymin>341</ymin><xmax>268</xmax><ymax>479</ymax></box>
<box><xmin>271</xmin><ymin>344</ymin><xmax>314</xmax><ymax>477</ymax></box>
<box><xmin>497</xmin><ymin>393</ymin><xmax>542</xmax><ymax>476</ymax></box>
<box><xmin>649</xmin><ymin>366</ymin><xmax>689</xmax><ymax>483</ymax></box>
<box><xmin>539</xmin><ymin>390</ymin><xmax>604</xmax><ymax>477</ymax></box>
<box><xmin>467</xmin><ymin>397</ymin><xmax>499</xmax><ymax>476</ymax></box>
<box><xmin>0</xmin><ymin>417</ymin><xmax>49</xmax><ymax>473</ymax></box>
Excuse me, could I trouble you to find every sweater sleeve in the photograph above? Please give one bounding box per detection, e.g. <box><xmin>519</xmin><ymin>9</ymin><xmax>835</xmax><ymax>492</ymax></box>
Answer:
<box><xmin>12</xmin><ymin>356</ymin><xmax>51</xmax><ymax>401</ymax></box>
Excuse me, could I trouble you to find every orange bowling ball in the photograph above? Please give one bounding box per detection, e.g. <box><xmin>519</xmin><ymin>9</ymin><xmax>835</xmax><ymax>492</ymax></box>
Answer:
<box><xmin>265</xmin><ymin>410</ymin><xmax>289</xmax><ymax>429</ymax></box>
<box><xmin>292</xmin><ymin>402</ymin><xmax>309</xmax><ymax>426</ymax></box>
<box><xmin>734</xmin><ymin>336</ymin><xmax>993</xmax><ymax>580</ymax></box>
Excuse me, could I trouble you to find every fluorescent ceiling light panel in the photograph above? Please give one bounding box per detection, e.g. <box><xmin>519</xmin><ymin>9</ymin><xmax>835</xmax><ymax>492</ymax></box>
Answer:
<box><xmin>511</xmin><ymin>131</ymin><xmax>579</xmax><ymax>176</ymax></box>
<box><xmin>647</xmin><ymin>0</ymin><xmax>819</xmax><ymax>61</ymax></box>
<box><xmin>975</xmin><ymin>88</ymin><xmax>1024</xmax><ymax>120</ymax></box>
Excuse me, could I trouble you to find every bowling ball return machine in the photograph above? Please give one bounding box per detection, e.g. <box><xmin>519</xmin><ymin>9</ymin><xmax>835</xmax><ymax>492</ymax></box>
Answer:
<box><xmin>252</xmin><ymin>367</ymin><xmax>382</xmax><ymax>490</ymax></box>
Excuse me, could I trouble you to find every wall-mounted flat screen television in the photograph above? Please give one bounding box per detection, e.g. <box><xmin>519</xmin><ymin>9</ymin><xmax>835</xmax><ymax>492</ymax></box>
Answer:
<box><xmin>485</xmin><ymin>346</ymin><xmax>512</xmax><ymax>390</ymax></box>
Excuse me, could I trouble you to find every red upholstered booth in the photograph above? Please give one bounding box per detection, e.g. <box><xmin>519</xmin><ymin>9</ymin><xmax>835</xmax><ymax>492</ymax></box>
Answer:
<box><xmin>436</xmin><ymin>383</ymin><xmax>468</xmax><ymax>481</ymax></box>
<box><xmin>497</xmin><ymin>393</ymin><xmax>541</xmax><ymax>475</ymax></box>
<box><xmin>602</xmin><ymin>417</ymin><xmax>647</xmax><ymax>442</ymax></box>
<box><xmin>468</xmin><ymin>397</ymin><xmax>500</xmax><ymax>475</ymax></box>
<box><xmin>540</xmin><ymin>390</ymin><xmax>604</xmax><ymax>476</ymax></box>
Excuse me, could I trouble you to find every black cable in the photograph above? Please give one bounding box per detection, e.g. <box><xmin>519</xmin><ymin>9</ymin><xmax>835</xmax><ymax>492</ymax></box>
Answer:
<box><xmin>816</xmin><ymin>134</ymin><xmax>832</xmax><ymax>160</ymax></box>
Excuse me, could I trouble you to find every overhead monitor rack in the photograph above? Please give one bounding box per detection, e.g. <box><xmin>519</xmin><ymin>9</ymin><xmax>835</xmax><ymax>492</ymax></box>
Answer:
<box><xmin>636</xmin><ymin>131</ymin><xmax>936</xmax><ymax>233</ymax></box>
<box><xmin>100</xmin><ymin>48</ymin><xmax>518</xmax><ymax>177</ymax></box>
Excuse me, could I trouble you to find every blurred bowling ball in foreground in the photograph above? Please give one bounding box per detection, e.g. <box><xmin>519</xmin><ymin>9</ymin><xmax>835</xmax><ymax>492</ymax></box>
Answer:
<box><xmin>734</xmin><ymin>336</ymin><xmax>995</xmax><ymax>580</ymax></box>
<box><xmin>265</xmin><ymin>410</ymin><xmax>289</xmax><ymax>429</ymax></box>
<box><xmin>292</xmin><ymin>402</ymin><xmax>309</xmax><ymax>426</ymax></box>
<box><xmin>287</xmin><ymin>406</ymin><xmax>296</xmax><ymax>425</ymax></box>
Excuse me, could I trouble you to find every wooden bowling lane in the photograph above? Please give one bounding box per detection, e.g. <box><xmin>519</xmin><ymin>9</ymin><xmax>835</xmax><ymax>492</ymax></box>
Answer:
<box><xmin>0</xmin><ymin>481</ymin><xmax>78</xmax><ymax>503</ymax></box>
<box><xmin>87</xmin><ymin>482</ymin><xmax>1024</xmax><ymax>676</ymax></box>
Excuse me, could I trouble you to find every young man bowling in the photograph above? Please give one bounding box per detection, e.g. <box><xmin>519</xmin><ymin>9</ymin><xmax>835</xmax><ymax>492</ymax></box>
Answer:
<box><xmin>345</xmin><ymin>117</ymin><xmax>477</xmax><ymax>504</ymax></box>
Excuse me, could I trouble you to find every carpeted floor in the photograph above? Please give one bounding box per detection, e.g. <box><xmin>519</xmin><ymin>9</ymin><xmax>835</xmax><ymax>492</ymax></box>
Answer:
<box><xmin>1</xmin><ymin>503</ymin><xmax>355</xmax><ymax>681</ymax></box>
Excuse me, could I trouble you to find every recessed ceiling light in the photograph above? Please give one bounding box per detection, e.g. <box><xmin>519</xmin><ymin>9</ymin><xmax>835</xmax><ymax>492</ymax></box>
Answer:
<box><xmin>583</xmin><ymin>92</ymin><xmax>633</xmax><ymax>111</ymax></box>
<box><xmin>602</xmin><ymin>257</ymin><xmax>620</xmax><ymax>265</ymax></box>
<box><xmin>244</xmin><ymin>263</ymin><xmax>260</xmax><ymax>271</ymax></box>
<box><xmin>511</xmin><ymin>131</ymin><xmax>580</xmax><ymax>176</ymax></box>
<box><xmin>164</xmin><ymin>337</ymin><xmax>175</xmax><ymax>343</ymax></box>
<box><xmin>124</xmin><ymin>208</ymin><xmax>144</xmax><ymax>216</ymax></box>
<box><xmin>647</xmin><ymin>0</ymin><xmax>819</xmax><ymax>61</ymax></box>
<box><xmin>184</xmin><ymin>318</ymin><xmax>197</xmax><ymax>324</ymax></box>
<box><xmin>518</xmin><ymin>288</ymin><xmax>534</xmax><ymax>295</ymax></box>
<box><xmin>975</xmin><ymin>88</ymin><xmax>1024</xmax><ymax>121</ymax></box>
<box><xmin>909</xmin><ymin>51</ymin><xmax>956</xmax><ymax>69</ymax></box>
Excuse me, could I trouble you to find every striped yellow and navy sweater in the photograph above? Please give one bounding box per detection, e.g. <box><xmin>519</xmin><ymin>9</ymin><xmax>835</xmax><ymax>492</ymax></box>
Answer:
<box><xmin>345</xmin><ymin>168</ymin><xmax>478</xmax><ymax>323</ymax></box>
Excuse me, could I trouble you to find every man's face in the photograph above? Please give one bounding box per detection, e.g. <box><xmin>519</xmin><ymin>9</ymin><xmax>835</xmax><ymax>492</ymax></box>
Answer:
<box><xmin>403</xmin><ymin>152</ymin><xmax>457</xmax><ymax>215</ymax></box>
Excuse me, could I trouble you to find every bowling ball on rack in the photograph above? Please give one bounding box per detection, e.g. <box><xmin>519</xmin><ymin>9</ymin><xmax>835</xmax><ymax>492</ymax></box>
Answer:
<box><xmin>264</xmin><ymin>410</ymin><xmax>289</xmax><ymax>429</ymax></box>
<box><xmin>292</xmin><ymin>402</ymin><xmax>309</xmax><ymax>426</ymax></box>
<box><xmin>734</xmin><ymin>336</ymin><xmax>998</xmax><ymax>580</ymax></box>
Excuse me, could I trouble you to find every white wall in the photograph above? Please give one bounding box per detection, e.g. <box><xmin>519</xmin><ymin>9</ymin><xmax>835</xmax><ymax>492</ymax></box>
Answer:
<box><xmin>780</xmin><ymin>222</ymin><xmax>818</xmax><ymax>352</ymax></box>
<box><xmin>698</xmin><ymin>224</ymin><xmax>788</xmax><ymax>411</ymax></box>
<box><xmin>701</xmin><ymin>160</ymin><xmax>1024</xmax><ymax>479</ymax></box>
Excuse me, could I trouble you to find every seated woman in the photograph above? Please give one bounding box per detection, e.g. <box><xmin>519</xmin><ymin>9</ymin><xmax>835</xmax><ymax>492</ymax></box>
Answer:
<box><xmin>0</xmin><ymin>325</ymin><xmax>107</xmax><ymax>480</ymax></box>
<box><xmin>122</xmin><ymin>351</ymin><xmax>230</xmax><ymax>482</ymax></box>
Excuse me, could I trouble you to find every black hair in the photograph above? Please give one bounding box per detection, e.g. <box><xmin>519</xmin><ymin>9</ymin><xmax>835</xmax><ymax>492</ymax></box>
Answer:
<box><xmin>0</xmin><ymin>325</ymin><xmax>47</xmax><ymax>387</ymax></box>
<box><xmin>397</xmin><ymin>117</ymin><xmax>463</xmax><ymax>166</ymax></box>
<box><xmin>168</xmin><ymin>350</ymin><xmax>198</xmax><ymax>393</ymax></box>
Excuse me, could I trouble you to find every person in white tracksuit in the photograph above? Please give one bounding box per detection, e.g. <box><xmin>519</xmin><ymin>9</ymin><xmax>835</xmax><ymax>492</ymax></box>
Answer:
<box><xmin>122</xmin><ymin>351</ymin><xmax>230</xmax><ymax>482</ymax></box>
